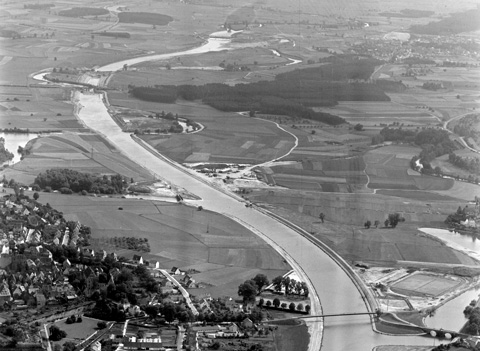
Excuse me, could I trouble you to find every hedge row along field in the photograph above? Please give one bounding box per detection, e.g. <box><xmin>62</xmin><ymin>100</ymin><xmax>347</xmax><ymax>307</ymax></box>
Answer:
<box><xmin>58</xmin><ymin>7</ymin><xmax>109</xmax><ymax>17</ymax></box>
<box><xmin>118</xmin><ymin>12</ymin><xmax>173</xmax><ymax>26</ymax></box>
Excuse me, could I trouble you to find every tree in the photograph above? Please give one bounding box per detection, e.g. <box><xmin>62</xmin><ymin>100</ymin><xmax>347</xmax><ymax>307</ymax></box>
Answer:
<box><xmin>354</xmin><ymin>123</ymin><xmax>364</xmax><ymax>131</ymax></box>
<box><xmin>63</xmin><ymin>341</ymin><xmax>76</xmax><ymax>351</ymax></box>
<box><xmin>265</xmin><ymin>300</ymin><xmax>272</xmax><ymax>307</ymax></box>
<box><xmin>319</xmin><ymin>213</ymin><xmax>325</xmax><ymax>223</ymax></box>
<box><xmin>273</xmin><ymin>298</ymin><xmax>280</xmax><ymax>308</ymax></box>
<box><xmin>238</xmin><ymin>280</ymin><xmax>258</xmax><ymax>303</ymax></box>
<box><xmin>145</xmin><ymin>305</ymin><xmax>159</xmax><ymax>319</ymax></box>
<box><xmin>258</xmin><ymin>298</ymin><xmax>264</xmax><ymax>307</ymax></box>
<box><xmin>384</xmin><ymin>219</ymin><xmax>390</xmax><ymax>228</ymax></box>
<box><xmin>387</xmin><ymin>213</ymin><xmax>402</xmax><ymax>228</ymax></box>
<box><xmin>297</xmin><ymin>303</ymin><xmax>304</xmax><ymax>311</ymax></box>
<box><xmin>252</xmin><ymin>274</ymin><xmax>269</xmax><ymax>291</ymax></box>
<box><xmin>49</xmin><ymin>325</ymin><xmax>67</xmax><ymax>341</ymax></box>
<box><xmin>272</xmin><ymin>276</ymin><xmax>283</xmax><ymax>292</ymax></box>
<box><xmin>282</xmin><ymin>276</ymin><xmax>291</xmax><ymax>295</ymax></box>
<box><xmin>281</xmin><ymin>302</ymin><xmax>287</xmax><ymax>309</ymax></box>
<box><xmin>97</xmin><ymin>321</ymin><xmax>107</xmax><ymax>329</ymax></box>
<box><xmin>33</xmin><ymin>192</ymin><xmax>39</xmax><ymax>200</ymax></box>
<box><xmin>288</xmin><ymin>302</ymin><xmax>296</xmax><ymax>311</ymax></box>
<box><xmin>374</xmin><ymin>220</ymin><xmax>379</xmax><ymax>228</ymax></box>
<box><xmin>364</xmin><ymin>220</ymin><xmax>371</xmax><ymax>229</ymax></box>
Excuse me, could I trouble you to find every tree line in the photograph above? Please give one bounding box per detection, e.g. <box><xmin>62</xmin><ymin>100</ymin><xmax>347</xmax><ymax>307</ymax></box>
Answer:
<box><xmin>33</xmin><ymin>169</ymin><xmax>129</xmax><ymax>195</ymax></box>
<box><xmin>448</xmin><ymin>153</ymin><xmax>480</xmax><ymax>176</ymax></box>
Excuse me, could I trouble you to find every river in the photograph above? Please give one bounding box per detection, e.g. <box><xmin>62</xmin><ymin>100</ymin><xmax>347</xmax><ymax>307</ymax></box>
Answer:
<box><xmin>419</xmin><ymin>228</ymin><xmax>480</xmax><ymax>332</ymax></box>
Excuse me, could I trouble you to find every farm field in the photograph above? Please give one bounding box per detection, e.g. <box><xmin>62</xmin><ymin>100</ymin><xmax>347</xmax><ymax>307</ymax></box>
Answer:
<box><xmin>107</xmin><ymin>98</ymin><xmax>297</xmax><ymax>164</ymax></box>
<box><xmin>256</xmin><ymin>156</ymin><xmax>367</xmax><ymax>193</ymax></box>
<box><xmin>1</xmin><ymin>133</ymin><xmax>152</xmax><ymax>185</ymax></box>
<box><xmin>36</xmin><ymin>193</ymin><xmax>290</xmax><ymax>298</ymax></box>
<box><xmin>317</xmin><ymin>101</ymin><xmax>439</xmax><ymax>127</ymax></box>
<box><xmin>365</xmin><ymin>145</ymin><xmax>455</xmax><ymax>193</ymax></box>
<box><xmin>246</xmin><ymin>190</ymin><xmax>478</xmax><ymax>266</ymax></box>
<box><xmin>248</xmin><ymin>189</ymin><xmax>462</xmax><ymax>226</ymax></box>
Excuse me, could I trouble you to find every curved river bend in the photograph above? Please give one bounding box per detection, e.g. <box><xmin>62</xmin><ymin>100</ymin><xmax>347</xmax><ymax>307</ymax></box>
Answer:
<box><xmin>75</xmin><ymin>33</ymin><xmax>437</xmax><ymax>350</ymax></box>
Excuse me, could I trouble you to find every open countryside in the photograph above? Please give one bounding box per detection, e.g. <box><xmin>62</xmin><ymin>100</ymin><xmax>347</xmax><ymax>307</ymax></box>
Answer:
<box><xmin>0</xmin><ymin>0</ymin><xmax>480</xmax><ymax>351</ymax></box>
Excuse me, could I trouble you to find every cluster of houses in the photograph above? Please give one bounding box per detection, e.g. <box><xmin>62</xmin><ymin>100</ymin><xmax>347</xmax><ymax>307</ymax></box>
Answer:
<box><xmin>0</xmin><ymin>193</ymin><xmax>89</xmax><ymax>253</ymax></box>
<box><xmin>352</xmin><ymin>35</ymin><xmax>480</xmax><ymax>63</ymax></box>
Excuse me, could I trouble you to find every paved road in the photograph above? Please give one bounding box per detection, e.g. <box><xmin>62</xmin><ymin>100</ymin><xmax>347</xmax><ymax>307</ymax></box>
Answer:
<box><xmin>158</xmin><ymin>269</ymin><xmax>199</xmax><ymax>316</ymax></box>
<box><xmin>73</xmin><ymin>91</ymin><xmax>434</xmax><ymax>350</ymax></box>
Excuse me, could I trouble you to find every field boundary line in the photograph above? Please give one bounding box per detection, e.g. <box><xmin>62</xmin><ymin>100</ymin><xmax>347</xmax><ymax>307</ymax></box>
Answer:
<box><xmin>251</xmin><ymin>118</ymin><xmax>299</xmax><ymax>167</ymax></box>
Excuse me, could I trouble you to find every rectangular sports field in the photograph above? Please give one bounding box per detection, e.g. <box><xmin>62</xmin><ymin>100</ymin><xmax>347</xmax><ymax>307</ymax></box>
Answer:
<box><xmin>390</xmin><ymin>273</ymin><xmax>461</xmax><ymax>297</ymax></box>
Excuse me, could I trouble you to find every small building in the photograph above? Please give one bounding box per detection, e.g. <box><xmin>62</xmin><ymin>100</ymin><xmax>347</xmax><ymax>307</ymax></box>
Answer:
<box><xmin>132</xmin><ymin>255</ymin><xmax>143</xmax><ymax>265</ymax></box>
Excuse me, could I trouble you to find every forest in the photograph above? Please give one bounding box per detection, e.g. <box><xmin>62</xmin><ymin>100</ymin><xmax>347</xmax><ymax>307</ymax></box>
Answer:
<box><xmin>130</xmin><ymin>58</ymin><xmax>399</xmax><ymax>126</ymax></box>
<box><xmin>410</xmin><ymin>8</ymin><xmax>480</xmax><ymax>35</ymax></box>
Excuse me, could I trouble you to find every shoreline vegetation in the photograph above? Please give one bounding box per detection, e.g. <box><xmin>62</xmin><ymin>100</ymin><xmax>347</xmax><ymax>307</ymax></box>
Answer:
<box><xmin>0</xmin><ymin>137</ymin><xmax>14</xmax><ymax>164</ymax></box>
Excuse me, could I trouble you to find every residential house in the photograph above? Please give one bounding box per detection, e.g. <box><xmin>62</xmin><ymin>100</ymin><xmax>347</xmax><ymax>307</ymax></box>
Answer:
<box><xmin>171</xmin><ymin>267</ymin><xmax>182</xmax><ymax>275</ymax></box>
<box><xmin>0</xmin><ymin>283</ymin><xmax>11</xmax><ymax>303</ymax></box>
<box><xmin>94</xmin><ymin>250</ymin><xmax>107</xmax><ymax>261</ymax></box>
<box><xmin>132</xmin><ymin>255</ymin><xmax>143</xmax><ymax>265</ymax></box>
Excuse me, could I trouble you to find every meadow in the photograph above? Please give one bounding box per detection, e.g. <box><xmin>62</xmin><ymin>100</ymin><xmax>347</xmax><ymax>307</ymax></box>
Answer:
<box><xmin>245</xmin><ymin>190</ymin><xmax>477</xmax><ymax>266</ymax></box>
<box><xmin>2</xmin><ymin>133</ymin><xmax>152</xmax><ymax>185</ymax></box>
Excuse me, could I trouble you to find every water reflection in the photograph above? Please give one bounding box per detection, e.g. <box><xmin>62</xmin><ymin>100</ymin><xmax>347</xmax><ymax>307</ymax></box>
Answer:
<box><xmin>0</xmin><ymin>132</ymin><xmax>39</xmax><ymax>165</ymax></box>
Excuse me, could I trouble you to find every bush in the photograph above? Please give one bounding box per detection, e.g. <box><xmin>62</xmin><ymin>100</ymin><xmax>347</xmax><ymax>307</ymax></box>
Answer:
<box><xmin>60</xmin><ymin>187</ymin><xmax>73</xmax><ymax>194</ymax></box>
<box><xmin>97</xmin><ymin>321</ymin><xmax>107</xmax><ymax>329</ymax></box>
